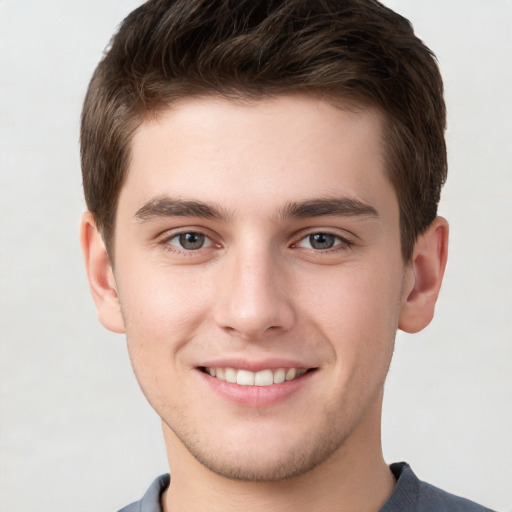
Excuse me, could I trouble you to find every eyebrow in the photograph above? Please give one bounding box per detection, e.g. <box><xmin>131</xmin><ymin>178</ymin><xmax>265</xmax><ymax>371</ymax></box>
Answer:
<box><xmin>280</xmin><ymin>197</ymin><xmax>378</xmax><ymax>219</ymax></box>
<box><xmin>134</xmin><ymin>196</ymin><xmax>378</xmax><ymax>223</ymax></box>
<box><xmin>134</xmin><ymin>197</ymin><xmax>230</xmax><ymax>222</ymax></box>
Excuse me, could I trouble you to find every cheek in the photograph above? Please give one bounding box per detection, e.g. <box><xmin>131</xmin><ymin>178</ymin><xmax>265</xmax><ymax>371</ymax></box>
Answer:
<box><xmin>115</xmin><ymin>267</ymin><xmax>213</xmax><ymax>412</ymax></box>
<box><xmin>300</xmin><ymin>261</ymin><xmax>403</xmax><ymax>328</ymax></box>
<box><xmin>295</xmin><ymin>260</ymin><xmax>404</xmax><ymax>367</ymax></box>
<box><xmin>116</xmin><ymin>264</ymin><xmax>213</xmax><ymax>354</ymax></box>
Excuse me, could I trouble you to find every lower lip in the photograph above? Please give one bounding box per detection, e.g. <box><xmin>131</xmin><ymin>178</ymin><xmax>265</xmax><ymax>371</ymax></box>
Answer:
<box><xmin>196</xmin><ymin>369</ymin><xmax>315</xmax><ymax>408</ymax></box>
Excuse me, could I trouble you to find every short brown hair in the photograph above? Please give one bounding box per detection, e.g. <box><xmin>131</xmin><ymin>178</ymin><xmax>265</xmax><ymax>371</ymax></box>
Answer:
<box><xmin>81</xmin><ymin>0</ymin><xmax>446</xmax><ymax>261</ymax></box>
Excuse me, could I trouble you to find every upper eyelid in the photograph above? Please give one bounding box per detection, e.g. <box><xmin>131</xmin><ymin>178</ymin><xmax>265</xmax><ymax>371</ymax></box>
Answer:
<box><xmin>158</xmin><ymin>226</ymin><xmax>219</xmax><ymax>242</ymax></box>
<box><xmin>292</xmin><ymin>228</ymin><xmax>356</xmax><ymax>244</ymax></box>
<box><xmin>295</xmin><ymin>233</ymin><xmax>352</xmax><ymax>248</ymax></box>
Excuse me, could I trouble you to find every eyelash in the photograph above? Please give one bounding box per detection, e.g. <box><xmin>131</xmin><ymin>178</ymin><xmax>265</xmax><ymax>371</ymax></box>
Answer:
<box><xmin>158</xmin><ymin>229</ymin><xmax>354</xmax><ymax>256</ymax></box>
<box><xmin>291</xmin><ymin>231</ymin><xmax>354</xmax><ymax>254</ymax></box>
<box><xmin>159</xmin><ymin>230</ymin><xmax>218</xmax><ymax>255</ymax></box>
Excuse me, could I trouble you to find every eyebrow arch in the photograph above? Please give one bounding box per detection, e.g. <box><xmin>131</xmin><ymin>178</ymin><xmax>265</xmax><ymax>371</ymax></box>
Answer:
<box><xmin>280</xmin><ymin>197</ymin><xmax>378</xmax><ymax>219</ymax></box>
<box><xmin>134</xmin><ymin>197</ymin><xmax>229</xmax><ymax>222</ymax></box>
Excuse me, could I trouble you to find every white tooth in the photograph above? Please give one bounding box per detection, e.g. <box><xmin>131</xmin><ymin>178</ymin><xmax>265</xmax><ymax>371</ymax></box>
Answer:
<box><xmin>216</xmin><ymin>368</ymin><xmax>225</xmax><ymax>381</ymax></box>
<box><xmin>208</xmin><ymin>367</ymin><xmax>216</xmax><ymax>377</ymax></box>
<box><xmin>255</xmin><ymin>369</ymin><xmax>274</xmax><ymax>386</ymax></box>
<box><xmin>237</xmin><ymin>369</ymin><xmax>255</xmax><ymax>386</ymax></box>
<box><xmin>225</xmin><ymin>368</ymin><xmax>237</xmax><ymax>383</ymax></box>
<box><xmin>273</xmin><ymin>368</ymin><xmax>285</xmax><ymax>384</ymax></box>
<box><xmin>285</xmin><ymin>368</ymin><xmax>297</xmax><ymax>381</ymax></box>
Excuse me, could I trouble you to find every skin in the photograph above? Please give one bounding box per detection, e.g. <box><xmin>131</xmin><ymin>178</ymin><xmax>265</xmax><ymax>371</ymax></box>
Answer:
<box><xmin>81</xmin><ymin>95</ymin><xmax>448</xmax><ymax>512</ymax></box>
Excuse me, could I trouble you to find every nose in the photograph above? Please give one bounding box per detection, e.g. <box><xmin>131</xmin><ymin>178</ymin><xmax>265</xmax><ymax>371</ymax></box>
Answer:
<box><xmin>213</xmin><ymin>246</ymin><xmax>296</xmax><ymax>339</ymax></box>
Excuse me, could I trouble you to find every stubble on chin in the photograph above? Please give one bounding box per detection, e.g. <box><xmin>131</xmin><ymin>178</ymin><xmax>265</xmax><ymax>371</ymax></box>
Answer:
<box><xmin>164</xmin><ymin>405</ymin><xmax>358</xmax><ymax>483</ymax></box>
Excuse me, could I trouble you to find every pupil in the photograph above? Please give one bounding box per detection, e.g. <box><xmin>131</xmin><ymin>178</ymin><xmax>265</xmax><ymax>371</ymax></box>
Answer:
<box><xmin>179</xmin><ymin>232</ymin><xmax>205</xmax><ymax>250</ymax></box>
<box><xmin>310</xmin><ymin>233</ymin><xmax>335</xmax><ymax>250</ymax></box>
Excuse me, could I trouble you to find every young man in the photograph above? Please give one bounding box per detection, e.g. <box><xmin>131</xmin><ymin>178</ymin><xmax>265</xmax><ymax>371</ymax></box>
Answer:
<box><xmin>80</xmin><ymin>1</ymin><xmax>493</xmax><ymax>511</ymax></box>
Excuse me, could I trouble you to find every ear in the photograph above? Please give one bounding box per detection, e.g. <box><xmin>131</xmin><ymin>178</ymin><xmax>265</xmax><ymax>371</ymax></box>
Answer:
<box><xmin>398</xmin><ymin>217</ymin><xmax>449</xmax><ymax>333</ymax></box>
<box><xmin>80</xmin><ymin>211</ymin><xmax>125</xmax><ymax>333</ymax></box>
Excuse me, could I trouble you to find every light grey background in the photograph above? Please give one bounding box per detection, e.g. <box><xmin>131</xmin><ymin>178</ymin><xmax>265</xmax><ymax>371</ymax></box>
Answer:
<box><xmin>0</xmin><ymin>1</ymin><xmax>511</xmax><ymax>511</ymax></box>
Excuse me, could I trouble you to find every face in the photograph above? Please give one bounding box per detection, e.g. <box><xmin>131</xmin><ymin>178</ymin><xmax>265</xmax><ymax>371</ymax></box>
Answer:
<box><xmin>110</xmin><ymin>95</ymin><xmax>411</xmax><ymax>481</ymax></box>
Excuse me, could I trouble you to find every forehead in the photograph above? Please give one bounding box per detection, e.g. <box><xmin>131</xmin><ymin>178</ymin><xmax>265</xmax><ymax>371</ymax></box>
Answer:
<box><xmin>120</xmin><ymin>94</ymin><xmax>396</xmax><ymax>223</ymax></box>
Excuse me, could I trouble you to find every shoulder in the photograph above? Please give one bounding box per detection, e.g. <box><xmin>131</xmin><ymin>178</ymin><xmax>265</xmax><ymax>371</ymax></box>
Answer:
<box><xmin>381</xmin><ymin>462</ymin><xmax>495</xmax><ymax>512</ymax></box>
<box><xmin>417</xmin><ymin>479</ymin><xmax>495</xmax><ymax>512</ymax></box>
<box><xmin>116</xmin><ymin>474</ymin><xmax>170</xmax><ymax>512</ymax></box>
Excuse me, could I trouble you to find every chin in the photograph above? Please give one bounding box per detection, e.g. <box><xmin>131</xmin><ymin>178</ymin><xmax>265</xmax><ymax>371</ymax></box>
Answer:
<box><xmin>192</xmin><ymin>448</ymin><xmax>333</xmax><ymax>482</ymax></box>
<box><xmin>171</xmin><ymin>420</ymin><xmax>350</xmax><ymax>483</ymax></box>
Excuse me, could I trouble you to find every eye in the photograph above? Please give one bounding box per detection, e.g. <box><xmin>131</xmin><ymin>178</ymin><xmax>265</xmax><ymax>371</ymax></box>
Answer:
<box><xmin>296</xmin><ymin>232</ymin><xmax>350</xmax><ymax>251</ymax></box>
<box><xmin>166</xmin><ymin>232</ymin><xmax>213</xmax><ymax>251</ymax></box>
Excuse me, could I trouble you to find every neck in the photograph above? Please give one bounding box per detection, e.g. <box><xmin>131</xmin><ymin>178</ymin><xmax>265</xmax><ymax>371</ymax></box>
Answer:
<box><xmin>161</xmin><ymin>398</ymin><xmax>395</xmax><ymax>512</ymax></box>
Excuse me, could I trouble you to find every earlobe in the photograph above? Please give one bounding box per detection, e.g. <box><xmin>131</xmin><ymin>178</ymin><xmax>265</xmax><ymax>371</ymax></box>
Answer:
<box><xmin>398</xmin><ymin>217</ymin><xmax>449</xmax><ymax>334</ymax></box>
<box><xmin>80</xmin><ymin>211</ymin><xmax>125</xmax><ymax>334</ymax></box>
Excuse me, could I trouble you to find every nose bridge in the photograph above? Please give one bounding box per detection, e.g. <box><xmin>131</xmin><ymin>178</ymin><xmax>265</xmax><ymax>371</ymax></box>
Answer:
<box><xmin>214</xmin><ymin>241</ymin><xmax>295</xmax><ymax>338</ymax></box>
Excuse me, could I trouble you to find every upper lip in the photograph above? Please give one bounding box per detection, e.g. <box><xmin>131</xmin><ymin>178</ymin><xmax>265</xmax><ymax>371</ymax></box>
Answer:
<box><xmin>197</xmin><ymin>357</ymin><xmax>317</xmax><ymax>372</ymax></box>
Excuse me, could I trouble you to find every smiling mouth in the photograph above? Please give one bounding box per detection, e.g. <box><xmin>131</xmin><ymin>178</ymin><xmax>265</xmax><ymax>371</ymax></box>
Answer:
<box><xmin>199</xmin><ymin>367</ymin><xmax>315</xmax><ymax>386</ymax></box>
